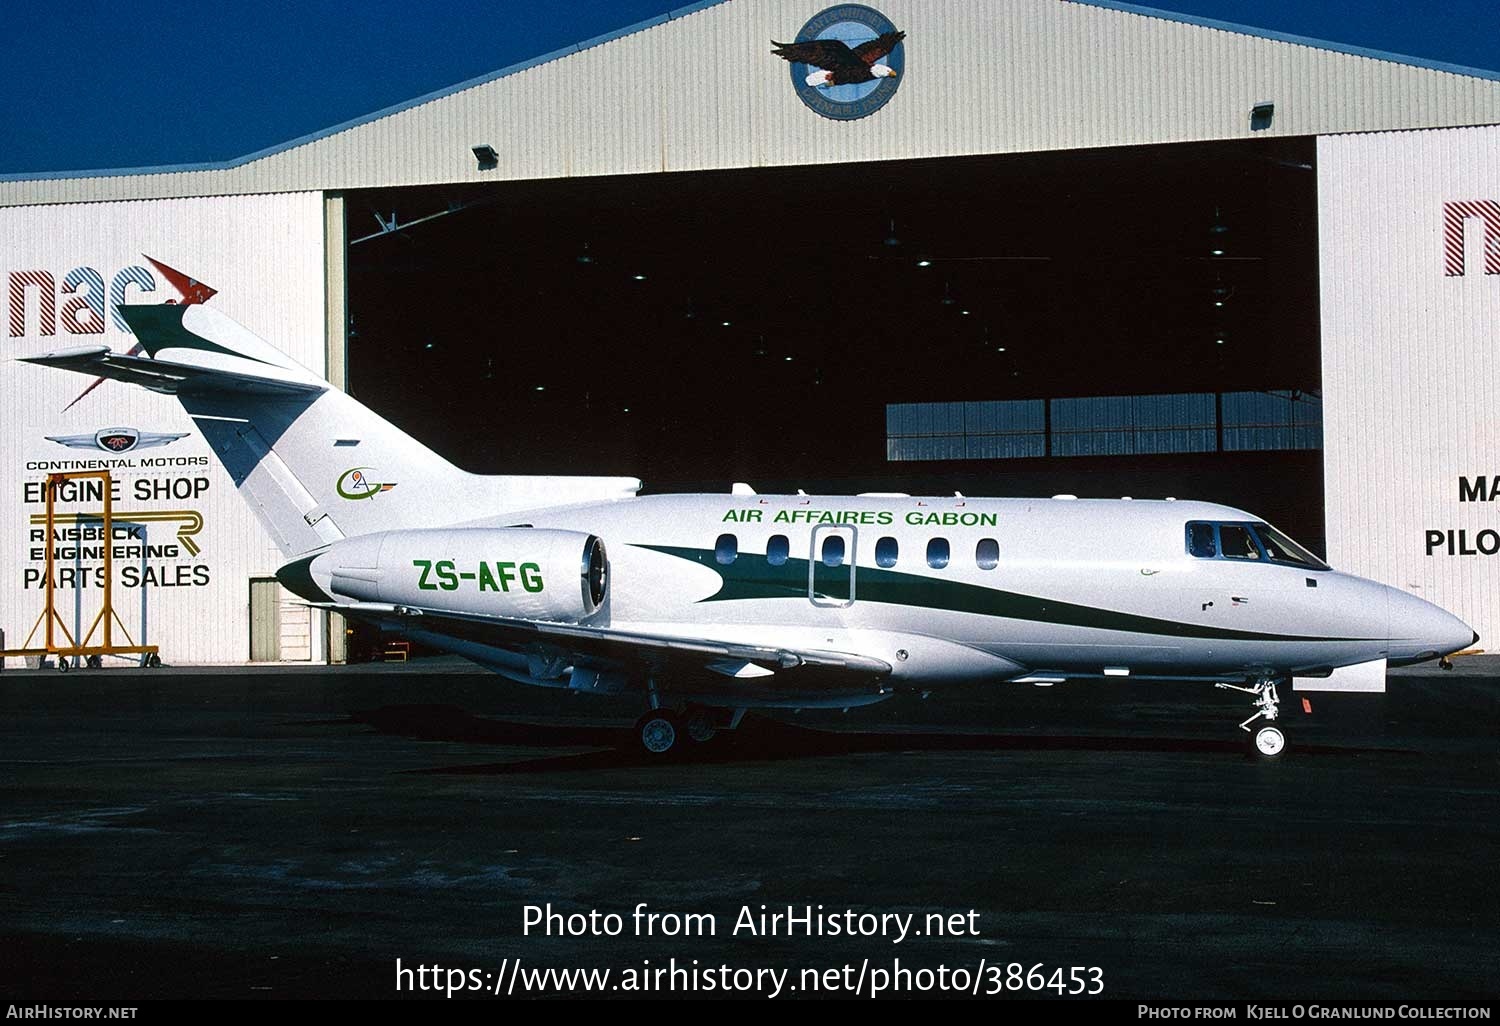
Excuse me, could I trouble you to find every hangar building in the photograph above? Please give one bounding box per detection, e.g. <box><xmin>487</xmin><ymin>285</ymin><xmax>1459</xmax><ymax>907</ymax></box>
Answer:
<box><xmin>3</xmin><ymin>0</ymin><xmax>1498</xmax><ymax>664</ymax></box>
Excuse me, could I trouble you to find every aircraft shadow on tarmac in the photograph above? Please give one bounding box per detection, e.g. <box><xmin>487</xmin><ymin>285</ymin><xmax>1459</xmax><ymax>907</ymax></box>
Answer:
<box><xmin>342</xmin><ymin>704</ymin><xmax>1409</xmax><ymax>774</ymax></box>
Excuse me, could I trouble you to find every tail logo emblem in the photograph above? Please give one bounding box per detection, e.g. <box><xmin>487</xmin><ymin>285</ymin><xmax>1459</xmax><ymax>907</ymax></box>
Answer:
<box><xmin>337</xmin><ymin>467</ymin><xmax>397</xmax><ymax>501</ymax></box>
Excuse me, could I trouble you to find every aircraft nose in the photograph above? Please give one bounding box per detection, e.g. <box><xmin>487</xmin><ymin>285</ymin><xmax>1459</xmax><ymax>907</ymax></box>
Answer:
<box><xmin>1384</xmin><ymin>586</ymin><xmax>1476</xmax><ymax>665</ymax></box>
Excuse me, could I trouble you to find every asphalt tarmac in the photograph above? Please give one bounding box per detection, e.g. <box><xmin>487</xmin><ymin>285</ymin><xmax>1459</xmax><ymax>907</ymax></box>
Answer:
<box><xmin>0</xmin><ymin>656</ymin><xmax>1496</xmax><ymax>1000</ymax></box>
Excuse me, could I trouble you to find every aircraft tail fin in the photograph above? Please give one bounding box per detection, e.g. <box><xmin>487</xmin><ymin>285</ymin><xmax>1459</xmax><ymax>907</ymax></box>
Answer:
<box><xmin>21</xmin><ymin>304</ymin><xmax>641</xmax><ymax>557</ymax></box>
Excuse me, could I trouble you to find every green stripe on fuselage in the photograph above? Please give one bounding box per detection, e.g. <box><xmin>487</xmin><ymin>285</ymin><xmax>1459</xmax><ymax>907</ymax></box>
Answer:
<box><xmin>636</xmin><ymin>544</ymin><xmax>1366</xmax><ymax>644</ymax></box>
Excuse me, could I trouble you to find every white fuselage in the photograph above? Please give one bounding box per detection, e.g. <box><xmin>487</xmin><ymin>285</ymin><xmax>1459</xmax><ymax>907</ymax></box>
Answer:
<box><xmin>29</xmin><ymin>301</ymin><xmax>1475</xmax><ymax>719</ymax></box>
<box><xmin>448</xmin><ymin>493</ymin><xmax>1472</xmax><ymax>690</ymax></box>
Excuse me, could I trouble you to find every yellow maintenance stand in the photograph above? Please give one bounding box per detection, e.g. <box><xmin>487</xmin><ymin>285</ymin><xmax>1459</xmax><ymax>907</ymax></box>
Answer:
<box><xmin>0</xmin><ymin>470</ymin><xmax>161</xmax><ymax>672</ymax></box>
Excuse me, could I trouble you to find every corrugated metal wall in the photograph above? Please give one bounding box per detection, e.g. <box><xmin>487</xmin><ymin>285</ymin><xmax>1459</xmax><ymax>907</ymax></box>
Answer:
<box><xmin>6</xmin><ymin>0</ymin><xmax>1500</xmax><ymax>206</ymax></box>
<box><xmin>1320</xmin><ymin>125</ymin><xmax>1500</xmax><ymax>645</ymax></box>
<box><xmin>0</xmin><ymin>193</ymin><xmax>327</xmax><ymax>664</ymax></box>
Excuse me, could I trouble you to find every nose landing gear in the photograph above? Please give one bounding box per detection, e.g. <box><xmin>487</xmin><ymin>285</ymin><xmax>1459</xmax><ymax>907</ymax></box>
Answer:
<box><xmin>1252</xmin><ymin>724</ymin><xmax>1286</xmax><ymax>757</ymax></box>
<box><xmin>1215</xmin><ymin>677</ymin><xmax>1288</xmax><ymax>759</ymax></box>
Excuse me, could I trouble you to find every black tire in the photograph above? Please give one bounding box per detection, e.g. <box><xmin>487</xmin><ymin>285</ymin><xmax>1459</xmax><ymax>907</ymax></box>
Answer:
<box><xmin>683</xmin><ymin>708</ymin><xmax>718</xmax><ymax>744</ymax></box>
<box><xmin>146</xmin><ymin>654</ymin><xmax>162</xmax><ymax>668</ymax></box>
<box><xmin>57</xmin><ymin>657</ymin><xmax>70</xmax><ymax>673</ymax></box>
<box><xmin>634</xmin><ymin>711</ymin><xmax>681</xmax><ymax>757</ymax></box>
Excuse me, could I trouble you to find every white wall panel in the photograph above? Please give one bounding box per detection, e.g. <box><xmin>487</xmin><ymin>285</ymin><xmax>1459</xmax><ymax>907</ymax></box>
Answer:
<box><xmin>6</xmin><ymin>0</ymin><xmax>1500</xmax><ymax>207</ymax></box>
<box><xmin>1319</xmin><ymin>126</ymin><xmax>1500</xmax><ymax>646</ymax></box>
<box><xmin>0</xmin><ymin>193</ymin><xmax>326</xmax><ymax>664</ymax></box>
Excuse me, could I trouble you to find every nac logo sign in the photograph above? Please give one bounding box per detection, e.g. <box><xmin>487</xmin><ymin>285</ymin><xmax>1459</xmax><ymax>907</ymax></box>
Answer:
<box><xmin>1443</xmin><ymin>201</ymin><xmax>1500</xmax><ymax>276</ymax></box>
<box><xmin>8</xmin><ymin>265</ymin><xmax>157</xmax><ymax>337</ymax></box>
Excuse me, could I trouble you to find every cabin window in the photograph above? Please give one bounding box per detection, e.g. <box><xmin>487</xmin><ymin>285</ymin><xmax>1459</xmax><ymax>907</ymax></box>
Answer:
<box><xmin>975</xmin><ymin>538</ymin><xmax>999</xmax><ymax>570</ymax></box>
<box><xmin>1187</xmin><ymin>522</ymin><xmax>1217</xmax><ymax>558</ymax></box>
<box><xmin>715</xmin><ymin>533</ymin><xmax>738</xmax><ymax>565</ymax></box>
<box><xmin>821</xmin><ymin>535</ymin><xmax>846</xmax><ymax>568</ymax></box>
<box><xmin>766</xmin><ymin>534</ymin><xmax>790</xmax><ymax>566</ymax></box>
<box><xmin>927</xmin><ymin>538</ymin><xmax>950</xmax><ymax>569</ymax></box>
<box><xmin>1218</xmin><ymin>524</ymin><xmax>1262</xmax><ymax>560</ymax></box>
<box><xmin>875</xmin><ymin>536</ymin><xmax>899</xmax><ymax>568</ymax></box>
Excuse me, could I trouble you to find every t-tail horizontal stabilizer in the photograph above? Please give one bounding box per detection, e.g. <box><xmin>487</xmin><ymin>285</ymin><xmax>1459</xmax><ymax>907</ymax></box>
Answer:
<box><xmin>21</xmin><ymin>301</ymin><xmax>642</xmax><ymax>559</ymax></box>
<box><xmin>18</xmin><ymin>304</ymin><xmax>327</xmax><ymax>397</ymax></box>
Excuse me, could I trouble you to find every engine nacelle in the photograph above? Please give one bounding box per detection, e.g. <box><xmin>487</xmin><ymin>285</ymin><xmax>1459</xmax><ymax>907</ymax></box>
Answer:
<box><xmin>292</xmin><ymin>528</ymin><xmax>607</xmax><ymax>622</ymax></box>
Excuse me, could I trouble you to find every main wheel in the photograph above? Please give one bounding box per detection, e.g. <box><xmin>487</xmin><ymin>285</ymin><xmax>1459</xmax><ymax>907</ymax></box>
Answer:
<box><xmin>1253</xmin><ymin>724</ymin><xmax>1286</xmax><ymax>759</ymax></box>
<box><xmin>684</xmin><ymin>708</ymin><xmax>718</xmax><ymax>744</ymax></box>
<box><xmin>635</xmin><ymin>711</ymin><xmax>680</xmax><ymax>757</ymax></box>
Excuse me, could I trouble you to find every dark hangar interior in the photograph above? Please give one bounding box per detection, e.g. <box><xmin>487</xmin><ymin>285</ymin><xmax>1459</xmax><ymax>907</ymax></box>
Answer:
<box><xmin>346</xmin><ymin>134</ymin><xmax>1325</xmax><ymax>550</ymax></box>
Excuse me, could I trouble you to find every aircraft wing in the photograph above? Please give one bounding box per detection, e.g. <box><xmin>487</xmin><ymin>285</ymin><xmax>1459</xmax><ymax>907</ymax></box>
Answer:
<box><xmin>320</xmin><ymin>601</ymin><xmax>893</xmax><ymax>683</ymax></box>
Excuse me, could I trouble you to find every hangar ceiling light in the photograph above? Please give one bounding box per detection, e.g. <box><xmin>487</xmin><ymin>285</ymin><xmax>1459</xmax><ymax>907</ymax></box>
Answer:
<box><xmin>471</xmin><ymin>144</ymin><xmax>499</xmax><ymax>170</ymax></box>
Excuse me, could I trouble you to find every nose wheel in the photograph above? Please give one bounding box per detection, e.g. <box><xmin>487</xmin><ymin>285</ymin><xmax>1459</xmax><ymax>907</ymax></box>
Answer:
<box><xmin>1215</xmin><ymin>677</ymin><xmax>1289</xmax><ymax>759</ymax></box>
<box><xmin>1253</xmin><ymin>724</ymin><xmax>1286</xmax><ymax>758</ymax></box>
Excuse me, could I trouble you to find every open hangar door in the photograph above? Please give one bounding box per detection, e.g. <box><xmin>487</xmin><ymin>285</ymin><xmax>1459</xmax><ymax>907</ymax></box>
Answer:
<box><xmin>344</xmin><ymin>135</ymin><xmax>1324</xmax><ymax>551</ymax></box>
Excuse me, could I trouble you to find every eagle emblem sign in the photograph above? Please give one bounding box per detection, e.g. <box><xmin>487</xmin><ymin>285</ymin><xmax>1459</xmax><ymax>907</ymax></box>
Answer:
<box><xmin>772</xmin><ymin>5</ymin><xmax>905</xmax><ymax>121</ymax></box>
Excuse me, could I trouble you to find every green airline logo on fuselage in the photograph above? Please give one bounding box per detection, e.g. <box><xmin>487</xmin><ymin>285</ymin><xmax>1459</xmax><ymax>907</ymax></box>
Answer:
<box><xmin>413</xmin><ymin>559</ymin><xmax>544</xmax><ymax>593</ymax></box>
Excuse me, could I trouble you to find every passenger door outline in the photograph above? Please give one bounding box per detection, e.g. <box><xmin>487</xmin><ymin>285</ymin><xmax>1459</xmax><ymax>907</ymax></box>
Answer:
<box><xmin>808</xmin><ymin>525</ymin><xmax>857</xmax><ymax>608</ymax></box>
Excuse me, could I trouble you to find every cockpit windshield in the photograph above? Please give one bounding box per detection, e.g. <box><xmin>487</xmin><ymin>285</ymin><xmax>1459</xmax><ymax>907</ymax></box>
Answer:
<box><xmin>1184</xmin><ymin>520</ymin><xmax>1329</xmax><ymax>570</ymax></box>
<box><xmin>1252</xmin><ymin>522</ymin><xmax>1328</xmax><ymax>570</ymax></box>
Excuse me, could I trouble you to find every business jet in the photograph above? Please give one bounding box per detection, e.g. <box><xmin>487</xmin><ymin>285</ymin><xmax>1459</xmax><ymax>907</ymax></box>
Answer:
<box><xmin>22</xmin><ymin>303</ymin><xmax>1477</xmax><ymax>759</ymax></box>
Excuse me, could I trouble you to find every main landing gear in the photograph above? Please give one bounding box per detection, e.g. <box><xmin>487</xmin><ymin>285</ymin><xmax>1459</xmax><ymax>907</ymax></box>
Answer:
<box><xmin>1214</xmin><ymin>677</ymin><xmax>1287</xmax><ymax>759</ymax></box>
<box><xmin>633</xmin><ymin>706</ymin><xmax>740</xmax><ymax>757</ymax></box>
<box><xmin>635</xmin><ymin>710</ymin><xmax>681</xmax><ymax>756</ymax></box>
<box><xmin>632</xmin><ymin>680</ymin><xmax>743</xmax><ymax>757</ymax></box>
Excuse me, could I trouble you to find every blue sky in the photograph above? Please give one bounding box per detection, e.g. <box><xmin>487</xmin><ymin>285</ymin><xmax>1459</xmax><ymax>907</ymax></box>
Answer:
<box><xmin>3</xmin><ymin>0</ymin><xmax>1498</xmax><ymax>176</ymax></box>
